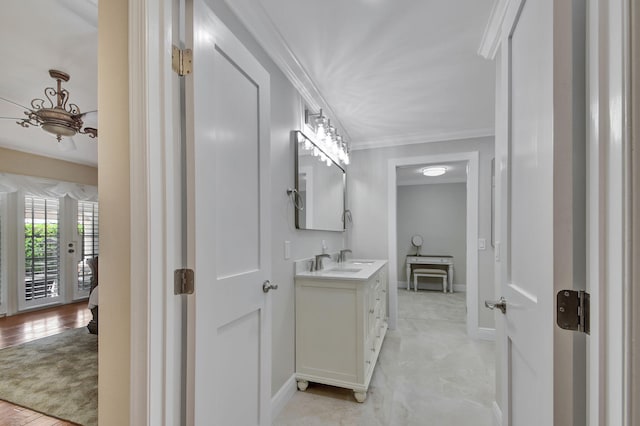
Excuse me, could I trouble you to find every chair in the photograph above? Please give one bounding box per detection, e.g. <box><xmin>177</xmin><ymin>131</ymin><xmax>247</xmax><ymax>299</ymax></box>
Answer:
<box><xmin>413</xmin><ymin>268</ymin><xmax>448</xmax><ymax>293</ymax></box>
<box><xmin>87</xmin><ymin>256</ymin><xmax>99</xmax><ymax>335</ymax></box>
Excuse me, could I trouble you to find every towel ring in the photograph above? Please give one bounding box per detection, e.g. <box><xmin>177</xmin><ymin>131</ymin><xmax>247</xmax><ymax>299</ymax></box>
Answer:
<box><xmin>286</xmin><ymin>188</ymin><xmax>305</xmax><ymax>211</ymax></box>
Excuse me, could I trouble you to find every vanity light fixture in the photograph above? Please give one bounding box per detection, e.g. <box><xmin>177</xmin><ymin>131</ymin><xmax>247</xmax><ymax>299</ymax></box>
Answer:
<box><xmin>422</xmin><ymin>166</ymin><xmax>447</xmax><ymax>177</ymax></box>
<box><xmin>304</xmin><ymin>108</ymin><xmax>350</xmax><ymax>166</ymax></box>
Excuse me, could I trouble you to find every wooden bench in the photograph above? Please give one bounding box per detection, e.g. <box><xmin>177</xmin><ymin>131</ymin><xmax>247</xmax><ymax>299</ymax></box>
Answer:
<box><xmin>413</xmin><ymin>268</ymin><xmax>449</xmax><ymax>293</ymax></box>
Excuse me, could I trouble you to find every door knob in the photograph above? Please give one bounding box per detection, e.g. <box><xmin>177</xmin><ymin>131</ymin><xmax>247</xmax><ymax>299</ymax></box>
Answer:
<box><xmin>485</xmin><ymin>297</ymin><xmax>507</xmax><ymax>314</ymax></box>
<box><xmin>262</xmin><ymin>280</ymin><xmax>278</xmax><ymax>293</ymax></box>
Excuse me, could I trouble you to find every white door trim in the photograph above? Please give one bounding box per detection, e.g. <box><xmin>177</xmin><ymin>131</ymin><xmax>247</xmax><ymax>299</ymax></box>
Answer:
<box><xmin>129</xmin><ymin>0</ymin><xmax>183</xmax><ymax>424</ymax></box>
<box><xmin>586</xmin><ymin>0</ymin><xmax>633</xmax><ymax>424</ymax></box>
<box><xmin>387</xmin><ymin>151</ymin><xmax>480</xmax><ymax>337</ymax></box>
<box><xmin>630</xmin><ymin>0</ymin><xmax>640</xmax><ymax>423</ymax></box>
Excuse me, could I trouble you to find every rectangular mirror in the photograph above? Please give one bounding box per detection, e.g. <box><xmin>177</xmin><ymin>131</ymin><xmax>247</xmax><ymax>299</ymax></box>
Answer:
<box><xmin>294</xmin><ymin>130</ymin><xmax>345</xmax><ymax>231</ymax></box>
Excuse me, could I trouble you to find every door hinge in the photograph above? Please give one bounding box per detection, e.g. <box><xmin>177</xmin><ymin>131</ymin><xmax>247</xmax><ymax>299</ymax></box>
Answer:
<box><xmin>174</xmin><ymin>268</ymin><xmax>194</xmax><ymax>295</ymax></box>
<box><xmin>172</xmin><ymin>45</ymin><xmax>192</xmax><ymax>77</ymax></box>
<box><xmin>556</xmin><ymin>290</ymin><xmax>590</xmax><ymax>334</ymax></box>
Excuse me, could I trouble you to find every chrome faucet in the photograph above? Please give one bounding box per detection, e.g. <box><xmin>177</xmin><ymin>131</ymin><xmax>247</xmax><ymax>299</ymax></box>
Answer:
<box><xmin>314</xmin><ymin>253</ymin><xmax>331</xmax><ymax>271</ymax></box>
<box><xmin>338</xmin><ymin>249</ymin><xmax>352</xmax><ymax>263</ymax></box>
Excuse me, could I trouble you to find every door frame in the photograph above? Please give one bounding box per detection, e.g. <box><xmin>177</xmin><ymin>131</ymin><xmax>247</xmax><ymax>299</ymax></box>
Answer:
<box><xmin>587</xmin><ymin>0</ymin><xmax>633</xmax><ymax>424</ymax></box>
<box><xmin>386</xmin><ymin>151</ymin><xmax>481</xmax><ymax>337</ymax></box>
<box><xmin>129</xmin><ymin>0</ymin><xmax>184</xmax><ymax>424</ymax></box>
<box><xmin>630</xmin><ymin>0</ymin><xmax>640</xmax><ymax>422</ymax></box>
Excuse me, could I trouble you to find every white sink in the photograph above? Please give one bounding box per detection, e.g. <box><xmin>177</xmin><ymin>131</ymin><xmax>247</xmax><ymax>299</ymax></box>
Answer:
<box><xmin>322</xmin><ymin>267</ymin><xmax>362</xmax><ymax>274</ymax></box>
<box><xmin>349</xmin><ymin>260</ymin><xmax>374</xmax><ymax>265</ymax></box>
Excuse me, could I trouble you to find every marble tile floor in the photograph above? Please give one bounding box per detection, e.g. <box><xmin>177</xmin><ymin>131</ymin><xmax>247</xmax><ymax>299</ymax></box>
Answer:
<box><xmin>274</xmin><ymin>289</ymin><xmax>495</xmax><ymax>426</ymax></box>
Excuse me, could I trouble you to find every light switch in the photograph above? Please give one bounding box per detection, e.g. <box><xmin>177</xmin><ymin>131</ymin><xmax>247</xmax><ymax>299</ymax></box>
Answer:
<box><xmin>478</xmin><ymin>238</ymin><xmax>486</xmax><ymax>250</ymax></box>
<box><xmin>284</xmin><ymin>241</ymin><xmax>291</xmax><ymax>260</ymax></box>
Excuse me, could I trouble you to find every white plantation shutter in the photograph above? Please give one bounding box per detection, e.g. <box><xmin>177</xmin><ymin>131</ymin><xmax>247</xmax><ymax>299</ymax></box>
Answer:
<box><xmin>24</xmin><ymin>195</ymin><xmax>60</xmax><ymax>302</ymax></box>
<box><xmin>77</xmin><ymin>200</ymin><xmax>99</xmax><ymax>293</ymax></box>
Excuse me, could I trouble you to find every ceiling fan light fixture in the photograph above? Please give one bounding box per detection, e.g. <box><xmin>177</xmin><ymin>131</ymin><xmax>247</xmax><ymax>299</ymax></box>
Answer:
<box><xmin>422</xmin><ymin>166</ymin><xmax>447</xmax><ymax>177</ymax></box>
<box><xmin>14</xmin><ymin>69</ymin><xmax>98</xmax><ymax>143</ymax></box>
<box><xmin>42</xmin><ymin>122</ymin><xmax>77</xmax><ymax>137</ymax></box>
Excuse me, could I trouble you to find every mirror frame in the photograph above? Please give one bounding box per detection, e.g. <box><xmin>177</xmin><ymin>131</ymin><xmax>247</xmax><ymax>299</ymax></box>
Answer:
<box><xmin>293</xmin><ymin>130</ymin><xmax>346</xmax><ymax>232</ymax></box>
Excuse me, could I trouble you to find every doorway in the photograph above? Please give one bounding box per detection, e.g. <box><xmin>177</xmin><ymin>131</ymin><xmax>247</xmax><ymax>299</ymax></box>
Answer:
<box><xmin>386</xmin><ymin>152</ymin><xmax>482</xmax><ymax>338</ymax></box>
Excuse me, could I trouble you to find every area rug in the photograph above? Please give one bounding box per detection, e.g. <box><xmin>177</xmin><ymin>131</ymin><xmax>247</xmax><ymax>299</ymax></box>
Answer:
<box><xmin>0</xmin><ymin>327</ymin><xmax>97</xmax><ymax>426</ymax></box>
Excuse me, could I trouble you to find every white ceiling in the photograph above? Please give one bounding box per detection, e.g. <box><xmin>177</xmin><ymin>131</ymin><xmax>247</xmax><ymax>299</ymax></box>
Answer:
<box><xmin>0</xmin><ymin>0</ymin><xmax>98</xmax><ymax>166</ymax></box>
<box><xmin>396</xmin><ymin>161</ymin><xmax>468</xmax><ymax>186</ymax></box>
<box><xmin>0</xmin><ymin>0</ymin><xmax>494</xmax><ymax>167</ymax></box>
<box><xmin>257</xmin><ymin>0</ymin><xmax>496</xmax><ymax>148</ymax></box>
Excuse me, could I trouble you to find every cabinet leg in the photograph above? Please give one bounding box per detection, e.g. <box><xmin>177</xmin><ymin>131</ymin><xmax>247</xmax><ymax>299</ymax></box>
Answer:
<box><xmin>297</xmin><ymin>380</ymin><xmax>309</xmax><ymax>391</ymax></box>
<box><xmin>353</xmin><ymin>391</ymin><xmax>367</xmax><ymax>403</ymax></box>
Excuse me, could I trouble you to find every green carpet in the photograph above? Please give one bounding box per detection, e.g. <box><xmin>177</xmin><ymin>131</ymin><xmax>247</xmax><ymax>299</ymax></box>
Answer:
<box><xmin>0</xmin><ymin>327</ymin><xmax>97</xmax><ymax>426</ymax></box>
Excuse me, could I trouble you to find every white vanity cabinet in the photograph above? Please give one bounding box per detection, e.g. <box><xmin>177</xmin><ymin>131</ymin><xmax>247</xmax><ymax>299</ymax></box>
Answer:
<box><xmin>294</xmin><ymin>261</ymin><xmax>388</xmax><ymax>402</ymax></box>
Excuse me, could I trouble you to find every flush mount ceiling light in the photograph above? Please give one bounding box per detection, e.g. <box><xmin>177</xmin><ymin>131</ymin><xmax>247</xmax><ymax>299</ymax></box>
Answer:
<box><xmin>0</xmin><ymin>69</ymin><xmax>97</xmax><ymax>145</ymax></box>
<box><xmin>422</xmin><ymin>166</ymin><xmax>447</xmax><ymax>177</ymax></box>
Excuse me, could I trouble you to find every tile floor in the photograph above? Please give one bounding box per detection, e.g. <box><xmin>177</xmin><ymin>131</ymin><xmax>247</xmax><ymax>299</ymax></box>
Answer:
<box><xmin>275</xmin><ymin>289</ymin><xmax>495</xmax><ymax>426</ymax></box>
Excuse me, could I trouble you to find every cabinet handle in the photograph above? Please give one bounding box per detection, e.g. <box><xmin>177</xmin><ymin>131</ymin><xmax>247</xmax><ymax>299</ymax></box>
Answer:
<box><xmin>366</xmin><ymin>360</ymin><xmax>371</xmax><ymax>364</ymax></box>
<box><xmin>369</xmin><ymin>308</ymin><xmax>374</xmax><ymax>314</ymax></box>
<box><xmin>376</xmin><ymin>298</ymin><xmax>380</xmax><ymax>301</ymax></box>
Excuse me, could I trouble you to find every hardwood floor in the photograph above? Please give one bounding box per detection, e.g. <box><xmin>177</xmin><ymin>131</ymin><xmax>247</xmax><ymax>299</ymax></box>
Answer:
<box><xmin>0</xmin><ymin>302</ymin><xmax>90</xmax><ymax>425</ymax></box>
<box><xmin>0</xmin><ymin>301</ymin><xmax>91</xmax><ymax>350</ymax></box>
<box><xmin>0</xmin><ymin>400</ymin><xmax>78</xmax><ymax>426</ymax></box>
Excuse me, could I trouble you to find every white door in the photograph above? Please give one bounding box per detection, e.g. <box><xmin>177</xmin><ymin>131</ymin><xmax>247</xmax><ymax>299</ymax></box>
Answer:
<box><xmin>185</xmin><ymin>1</ymin><xmax>272</xmax><ymax>425</ymax></box>
<box><xmin>491</xmin><ymin>0</ymin><xmax>586</xmax><ymax>424</ymax></box>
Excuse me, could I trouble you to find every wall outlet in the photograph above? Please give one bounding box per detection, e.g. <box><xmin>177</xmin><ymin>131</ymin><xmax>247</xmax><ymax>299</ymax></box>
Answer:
<box><xmin>478</xmin><ymin>238</ymin><xmax>486</xmax><ymax>250</ymax></box>
<box><xmin>284</xmin><ymin>241</ymin><xmax>291</xmax><ymax>260</ymax></box>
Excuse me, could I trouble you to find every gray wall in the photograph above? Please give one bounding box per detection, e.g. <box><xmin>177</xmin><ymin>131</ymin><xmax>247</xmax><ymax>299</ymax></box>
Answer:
<box><xmin>397</xmin><ymin>183</ymin><xmax>467</xmax><ymax>286</ymax></box>
<box><xmin>348</xmin><ymin>137</ymin><xmax>495</xmax><ymax>329</ymax></box>
<box><xmin>208</xmin><ymin>1</ymin><xmax>345</xmax><ymax>396</ymax></box>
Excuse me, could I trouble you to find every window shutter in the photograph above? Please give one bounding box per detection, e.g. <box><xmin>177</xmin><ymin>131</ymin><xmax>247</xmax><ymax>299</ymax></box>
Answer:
<box><xmin>77</xmin><ymin>200</ymin><xmax>99</xmax><ymax>293</ymax></box>
<box><xmin>24</xmin><ymin>195</ymin><xmax>60</xmax><ymax>301</ymax></box>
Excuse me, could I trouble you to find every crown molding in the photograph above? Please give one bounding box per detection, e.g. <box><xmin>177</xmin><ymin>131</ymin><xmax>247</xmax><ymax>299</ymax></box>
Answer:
<box><xmin>350</xmin><ymin>128</ymin><xmax>494</xmax><ymax>151</ymax></box>
<box><xmin>223</xmin><ymin>0</ymin><xmax>351</xmax><ymax>140</ymax></box>
<box><xmin>477</xmin><ymin>0</ymin><xmax>509</xmax><ymax>59</ymax></box>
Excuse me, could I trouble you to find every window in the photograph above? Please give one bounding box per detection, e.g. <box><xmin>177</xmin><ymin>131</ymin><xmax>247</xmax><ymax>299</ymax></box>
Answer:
<box><xmin>24</xmin><ymin>195</ymin><xmax>60</xmax><ymax>302</ymax></box>
<box><xmin>77</xmin><ymin>200</ymin><xmax>99</xmax><ymax>293</ymax></box>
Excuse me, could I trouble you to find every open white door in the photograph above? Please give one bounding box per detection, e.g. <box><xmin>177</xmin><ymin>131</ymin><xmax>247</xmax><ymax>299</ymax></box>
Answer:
<box><xmin>489</xmin><ymin>0</ymin><xmax>587</xmax><ymax>424</ymax></box>
<box><xmin>185</xmin><ymin>1</ymin><xmax>272</xmax><ymax>425</ymax></box>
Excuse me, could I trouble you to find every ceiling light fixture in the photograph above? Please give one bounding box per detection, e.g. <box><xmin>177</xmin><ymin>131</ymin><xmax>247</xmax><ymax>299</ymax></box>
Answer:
<box><xmin>422</xmin><ymin>166</ymin><xmax>447</xmax><ymax>177</ymax></box>
<box><xmin>11</xmin><ymin>69</ymin><xmax>97</xmax><ymax>143</ymax></box>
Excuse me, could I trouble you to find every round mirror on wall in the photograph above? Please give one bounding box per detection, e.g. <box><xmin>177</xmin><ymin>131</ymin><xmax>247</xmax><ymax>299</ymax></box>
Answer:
<box><xmin>411</xmin><ymin>234</ymin><xmax>423</xmax><ymax>255</ymax></box>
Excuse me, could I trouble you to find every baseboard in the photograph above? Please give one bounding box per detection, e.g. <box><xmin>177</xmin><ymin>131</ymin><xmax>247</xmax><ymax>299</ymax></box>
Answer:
<box><xmin>477</xmin><ymin>327</ymin><xmax>496</xmax><ymax>341</ymax></box>
<box><xmin>492</xmin><ymin>401</ymin><xmax>502</xmax><ymax>426</ymax></box>
<box><xmin>453</xmin><ymin>284</ymin><xmax>466</xmax><ymax>292</ymax></box>
<box><xmin>271</xmin><ymin>374</ymin><xmax>297</xmax><ymax>422</ymax></box>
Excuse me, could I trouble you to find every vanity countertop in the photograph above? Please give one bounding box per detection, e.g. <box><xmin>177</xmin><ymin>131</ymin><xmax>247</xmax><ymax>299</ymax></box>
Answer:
<box><xmin>295</xmin><ymin>259</ymin><xmax>387</xmax><ymax>281</ymax></box>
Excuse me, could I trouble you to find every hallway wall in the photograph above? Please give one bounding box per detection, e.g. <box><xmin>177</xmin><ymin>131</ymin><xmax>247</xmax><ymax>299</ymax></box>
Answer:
<box><xmin>397</xmin><ymin>183</ymin><xmax>467</xmax><ymax>286</ymax></box>
<box><xmin>0</xmin><ymin>147</ymin><xmax>97</xmax><ymax>185</ymax></box>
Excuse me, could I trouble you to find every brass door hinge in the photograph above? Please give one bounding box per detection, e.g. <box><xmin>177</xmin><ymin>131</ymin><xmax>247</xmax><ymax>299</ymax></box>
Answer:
<box><xmin>557</xmin><ymin>290</ymin><xmax>590</xmax><ymax>334</ymax></box>
<box><xmin>174</xmin><ymin>268</ymin><xmax>194</xmax><ymax>295</ymax></box>
<box><xmin>172</xmin><ymin>45</ymin><xmax>192</xmax><ymax>76</ymax></box>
